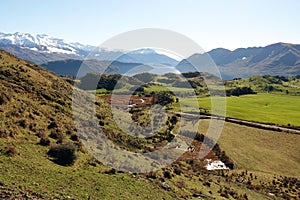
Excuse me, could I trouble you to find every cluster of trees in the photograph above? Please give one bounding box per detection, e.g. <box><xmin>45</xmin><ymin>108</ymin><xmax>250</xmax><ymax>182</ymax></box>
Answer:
<box><xmin>78</xmin><ymin>73</ymin><xmax>123</xmax><ymax>90</ymax></box>
<box><xmin>172</xmin><ymin>80</ymin><xmax>203</xmax><ymax>88</ymax></box>
<box><xmin>262</xmin><ymin>75</ymin><xmax>289</xmax><ymax>83</ymax></box>
<box><xmin>182</xmin><ymin>71</ymin><xmax>203</xmax><ymax>78</ymax></box>
<box><xmin>155</xmin><ymin>91</ymin><xmax>175</xmax><ymax>106</ymax></box>
<box><xmin>79</xmin><ymin>72</ymin><xmax>157</xmax><ymax>91</ymax></box>
<box><xmin>227</xmin><ymin>87</ymin><xmax>256</xmax><ymax>96</ymax></box>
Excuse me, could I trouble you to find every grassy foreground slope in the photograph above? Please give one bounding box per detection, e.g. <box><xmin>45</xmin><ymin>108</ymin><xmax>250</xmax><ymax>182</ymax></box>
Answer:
<box><xmin>0</xmin><ymin>50</ymin><xmax>176</xmax><ymax>199</ymax></box>
<box><xmin>0</xmin><ymin>136</ymin><xmax>174</xmax><ymax>199</ymax></box>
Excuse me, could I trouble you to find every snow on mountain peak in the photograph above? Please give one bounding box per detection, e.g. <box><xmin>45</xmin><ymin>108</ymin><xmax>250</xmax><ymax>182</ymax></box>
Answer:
<box><xmin>0</xmin><ymin>32</ymin><xmax>92</xmax><ymax>55</ymax></box>
<box><xmin>129</xmin><ymin>48</ymin><xmax>157</xmax><ymax>55</ymax></box>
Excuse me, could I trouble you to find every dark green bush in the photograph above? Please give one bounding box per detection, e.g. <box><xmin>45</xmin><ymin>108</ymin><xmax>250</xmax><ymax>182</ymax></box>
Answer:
<box><xmin>48</xmin><ymin>143</ymin><xmax>77</xmax><ymax>166</ymax></box>
<box><xmin>173</xmin><ymin>167</ymin><xmax>182</xmax><ymax>175</ymax></box>
<box><xmin>228</xmin><ymin>87</ymin><xmax>256</xmax><ymax>96</ymax></box>
<box><xmin>163</xmin><ymin>170</ymin><xmax>172</xmax><ymax>179</ymax></box>
<box><xmin>39</xmin><ymin>136</ymin><xmax>50</xmax><ymax>146</ymax></box>
<box><xmin>105</xmin><ymin>168</ymin><xmax>116</xmax><ymax>174</ymax></box>
<box><xmin>70</xmin><ymin>134</ymin><xmax>79</xmax><ymax>141</ymax></box>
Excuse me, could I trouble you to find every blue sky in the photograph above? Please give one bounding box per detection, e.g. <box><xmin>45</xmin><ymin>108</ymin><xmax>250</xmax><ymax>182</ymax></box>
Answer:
<box><xmin>1</xmin><ymin>0</ymin><xmax>300</xmax><ymax>51</ymax></box>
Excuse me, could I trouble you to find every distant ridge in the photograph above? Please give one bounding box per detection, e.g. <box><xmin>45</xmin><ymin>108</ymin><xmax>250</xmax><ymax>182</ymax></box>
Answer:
<box><xmin>176</xmin><ymin>42</ymin><xmax>300</xmax><ymax>79</ymax></box>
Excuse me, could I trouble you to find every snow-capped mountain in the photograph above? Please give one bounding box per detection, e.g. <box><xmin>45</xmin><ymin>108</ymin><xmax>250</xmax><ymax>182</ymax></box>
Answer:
<box><xmin>117</xmin><ymin>48</ymin><xmax>179</xmax><ymax>66</ymax></box>
<box><xmin>0</xmin><ymin>32</ymin><xmax>180</xmax><ymax>67</ymax></box>
<box><xmin>0</xmin><ymin>32</ymin><xmax>95</xmax><ymax>55</ymax></box>
<box><xmin>128</xmin><ymin>48</ymin><xmax>157</xmax><ymax>55</ymax></box>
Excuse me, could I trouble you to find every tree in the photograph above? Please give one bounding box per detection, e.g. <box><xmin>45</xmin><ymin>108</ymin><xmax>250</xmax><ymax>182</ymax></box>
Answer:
<box><xmin>266</xmin><ymin>85</ymin><xmax>274</xmax><ymax>92</ymax></box>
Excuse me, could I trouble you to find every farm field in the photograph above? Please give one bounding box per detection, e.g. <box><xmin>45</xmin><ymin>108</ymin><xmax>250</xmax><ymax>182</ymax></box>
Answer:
<box><xmin>173</xmin><ymin>93</ymin><xmax>300</xmax><ymax>126</ymax></box>
<box><xmin>143</xmin><ymin>85</ymin><xmax>195</xmax><ymax>93</ymax></box>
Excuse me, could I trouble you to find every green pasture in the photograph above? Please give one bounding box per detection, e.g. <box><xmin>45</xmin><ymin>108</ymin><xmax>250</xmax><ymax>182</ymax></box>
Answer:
<box><xmin>174</xmin><ymin>94</ymin><xmax>300</xmax><ymax>126</ymax></box>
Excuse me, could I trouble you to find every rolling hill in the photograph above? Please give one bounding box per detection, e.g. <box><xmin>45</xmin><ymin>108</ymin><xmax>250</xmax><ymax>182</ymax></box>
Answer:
<box><xmin>41</xmin><ymin>59</ymin><xmax>151</xmax><ymax>77</ymax></box>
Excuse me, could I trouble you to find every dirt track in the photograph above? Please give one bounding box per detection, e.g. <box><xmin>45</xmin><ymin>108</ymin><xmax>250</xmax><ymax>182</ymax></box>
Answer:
<box><xmin>173</xmin><ymin>112</ymin><xmax>300</xmax><ymax>135</ymax></box>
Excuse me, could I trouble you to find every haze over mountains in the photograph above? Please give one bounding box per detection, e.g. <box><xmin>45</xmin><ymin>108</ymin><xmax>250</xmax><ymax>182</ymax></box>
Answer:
<box><xmin>1</xmin><ymin>32</ymin><xmax>300</xmax><ymax>79</ymax></box>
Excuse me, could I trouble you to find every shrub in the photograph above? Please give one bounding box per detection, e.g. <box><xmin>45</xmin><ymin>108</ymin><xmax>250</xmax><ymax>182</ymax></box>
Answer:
<box><xmin>4</xmin><ymin>145</ymin><xmax>19</xmax><ymax>156</ymax></box>
<box><xmin>105</xmin><ymin>168</ymin><xmax>116</xmax><ymax>174</ymax></box>
<box><xmin>163</xmin><ymin>170</ymin><xmax>172</xmax><ymax>179</ymax></box>
<box><xmin>70</xmin><ymin>134</ymin><xmax>79</xmax><ymax>141</ymax></box>
<box><xmin>47</xmin><ymin>121</ymin><xmax>58</xmax><ymax>129</ymax></box>
<box><xmin>18</xmin><ymin>119</ymin><xmax>27</xmax><ymax>128</ymax></box>
<box><xmin>203</xmin><ymin>182</ymin><xmax>211</xmax><ymax>187</ymax></box>
<box><xmin>146</xmin><ymin>172</ymin><xmax>157</xmax><ymax>179</ymax></box>
<box><xmin>39</xmin><ymin>136</ymin><xmax>50</xmax><ymax>146</ymax></box>
<box><xmin>173</xmin><ymin>167</ymin><xmax>182</xmax><ymax>176</ymax></box>
<box><xmin>0</xmin><ymin>128</ymin><xmax>9</xmax><ymax>138</ymax></box>
<box><xmin>48</xmin><ymin>143</ymin><xmax>77</xmax><ymax>166</ymax></box>
<box><xmin>49</xmin><ymin>130</ymin><xmax>65</xmax><ymax>143</ymax></box>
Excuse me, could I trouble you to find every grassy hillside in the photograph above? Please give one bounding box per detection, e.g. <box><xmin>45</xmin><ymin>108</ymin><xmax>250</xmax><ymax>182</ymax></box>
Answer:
<box><xmin>0</xmin><ymin>50</ymin><xmax>177</xmax><ymax>199</ymax></box>
<box><xmin>0</xmin><ymin>50</ymin><xmax>77</xmax><ymax>138</ymax></box>
<box><xmin>198</xmin><ymin>119</ymin><xmax>300</xmax><ymax>178</ymax></box>
<box><xmin>0</xmin><ymin>135</ymin><xmax>175</xmax><ymax>199</ymax></box>
<box><xmin>0</xmin><ymin>51</ymin><xmax>299</xmax><ymax>199</ymax></box>
<box><xmin>226</xmin><ymin>75</ymin><xmax>300</xmax><ymax>94</ymax></box>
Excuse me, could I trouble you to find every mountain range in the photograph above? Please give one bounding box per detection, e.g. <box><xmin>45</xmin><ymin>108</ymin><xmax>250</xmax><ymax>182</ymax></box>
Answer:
<box><xmin>177</xmin><ymin>43</ymin><xmax>300</xmax><ymax>79</ymax></box>
<box><xmin>0</xmin><ymin>32</ymin><xmax>94</xmax><ymax>64</ymax></box>
<box><xmin>1</xmin><ymin>32</ymin><xmax>300</xmax><ymax>79</ymax></box>
<box><xmin>0</xmin><ymin>32</ymin><xmax>178</xmax><ymax>66</ymax></box>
